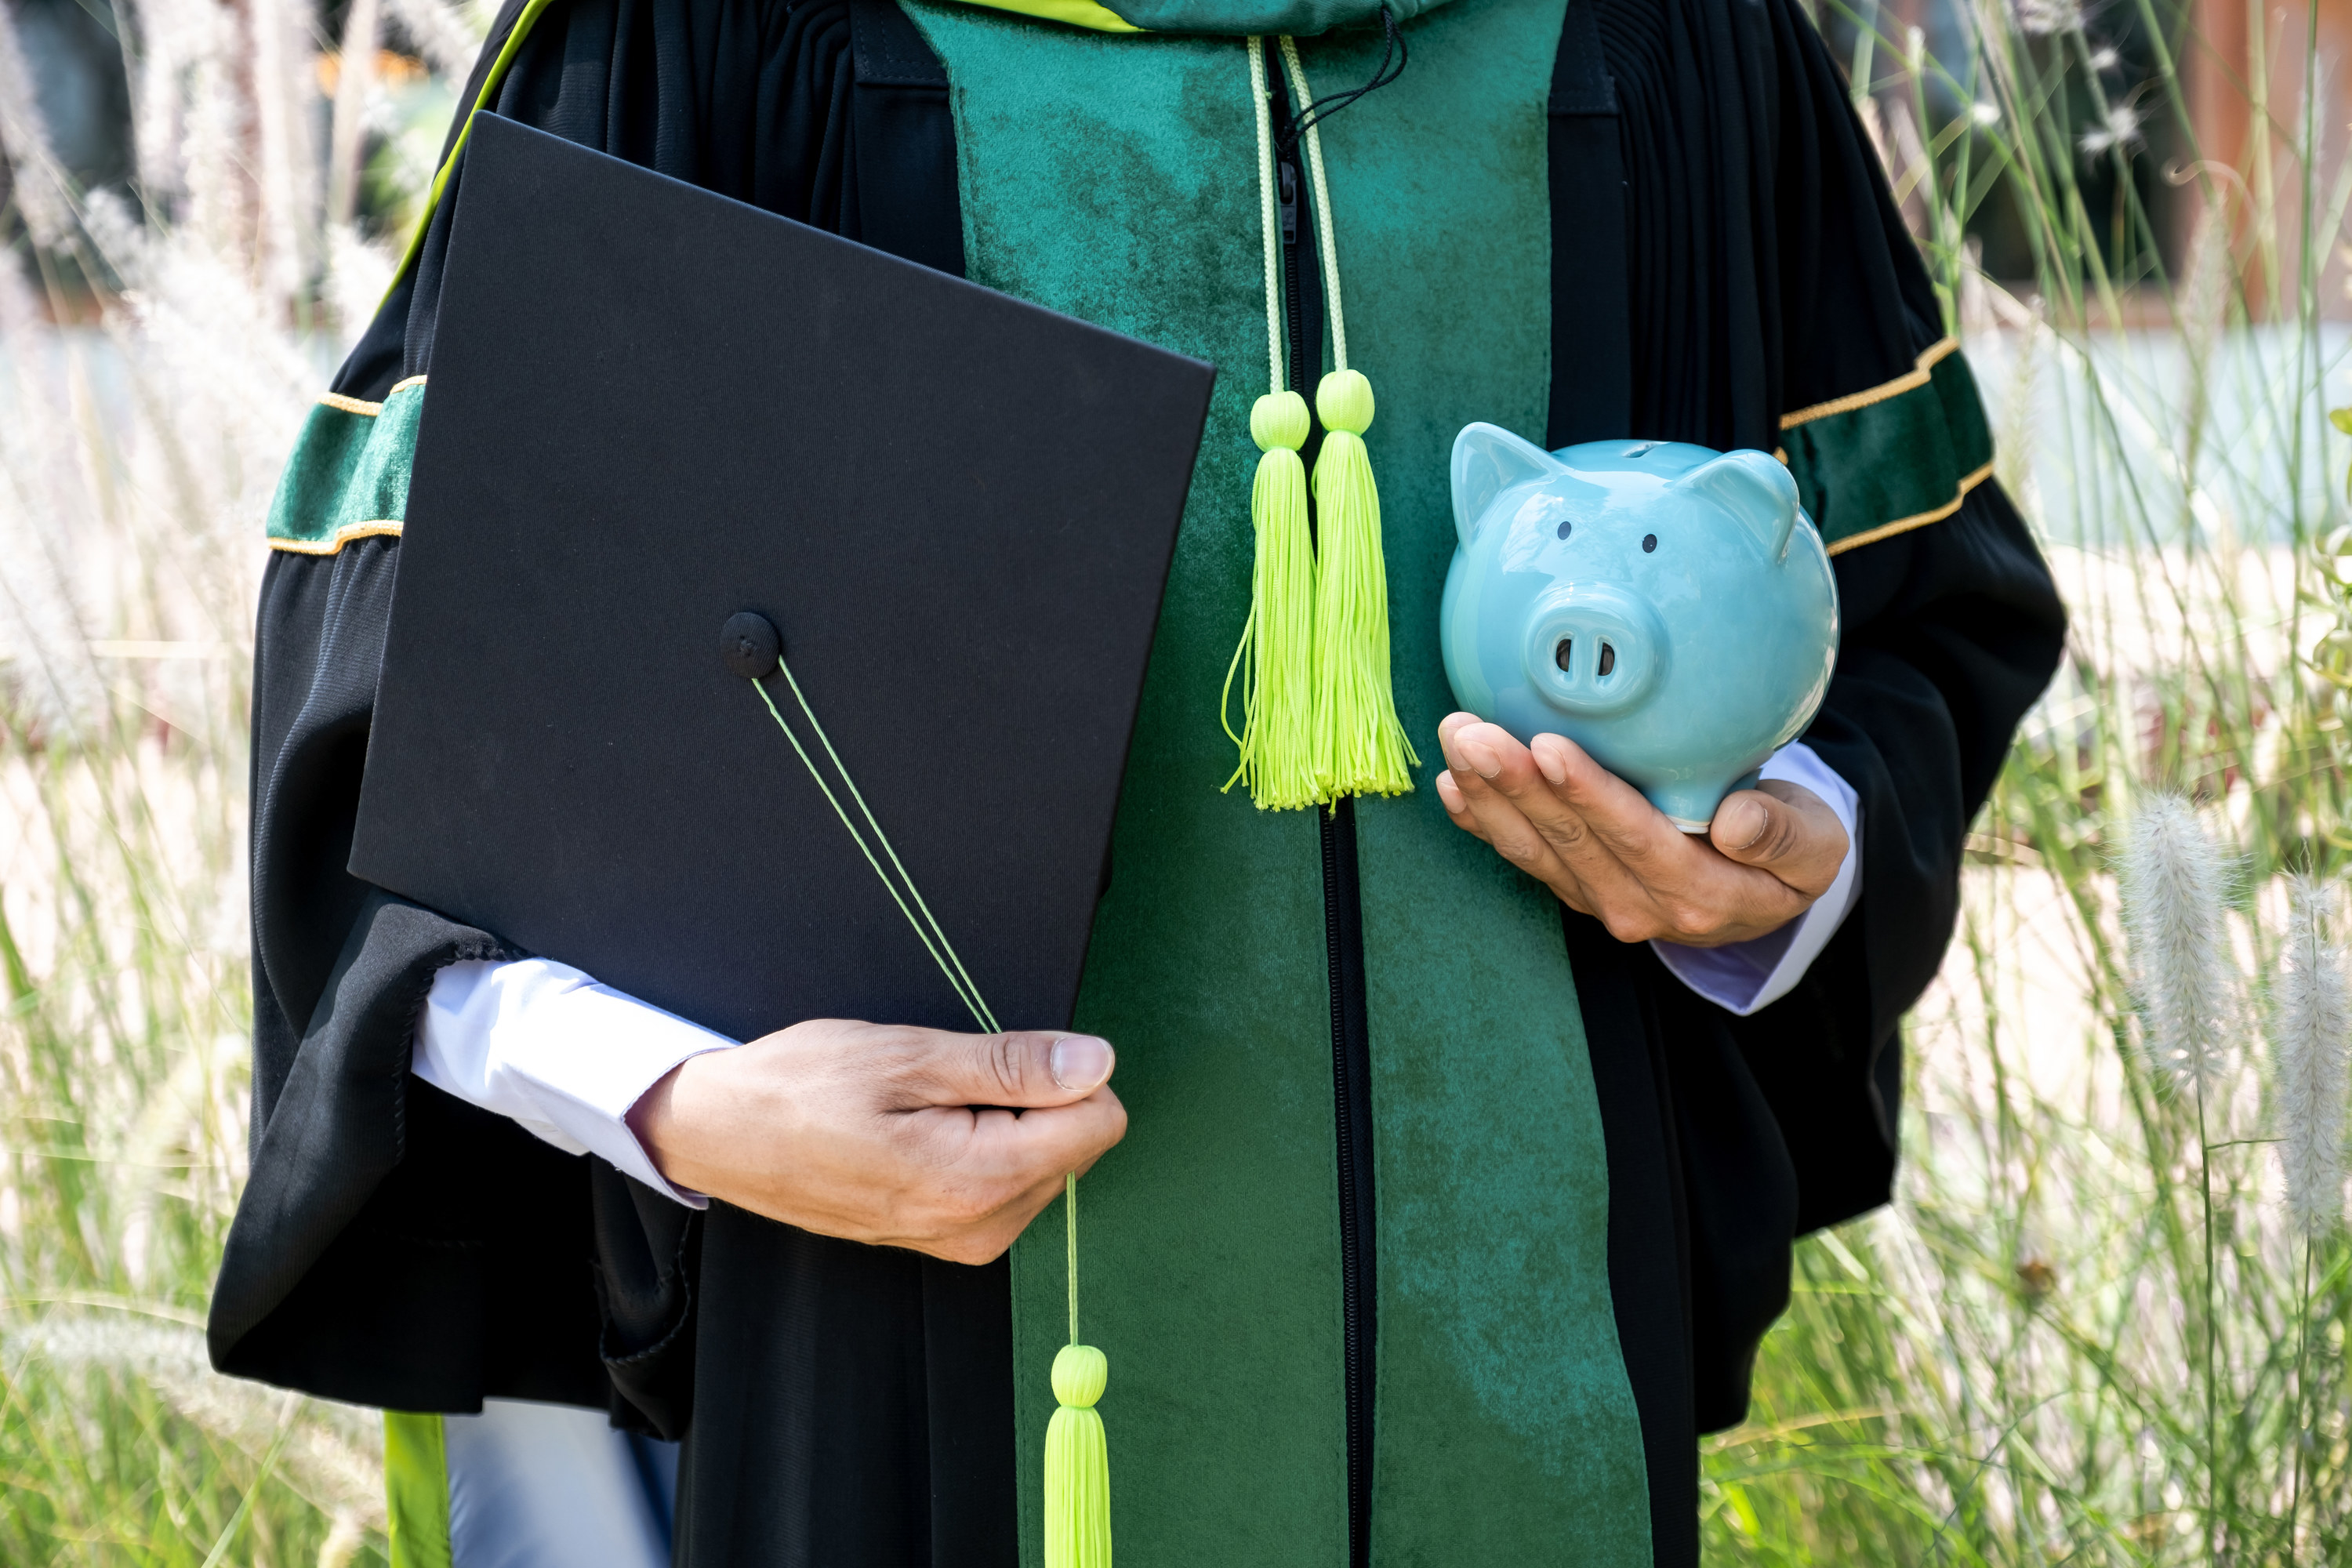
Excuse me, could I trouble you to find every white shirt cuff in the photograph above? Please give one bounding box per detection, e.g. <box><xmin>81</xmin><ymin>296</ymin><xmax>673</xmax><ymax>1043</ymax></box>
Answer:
<box><xmin>412</xmin><ymin>956</ymin><xmax>738</xmax><ymax>1208</ymax></box>
<box><xmin>1648</xmin><ymin>741</ymin><xmax>1863</xmax><ymax>1018</ymax></box>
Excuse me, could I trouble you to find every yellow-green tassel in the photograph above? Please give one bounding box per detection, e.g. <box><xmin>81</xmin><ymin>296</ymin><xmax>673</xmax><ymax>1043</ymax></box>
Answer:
<box><xmin>1222</xmin><ymin>390</ymin><xmax>1319</xmax><ymax>809</ymax></box>
<box><xmin>1044</xmin><ymin>1342</ymin><xmax>1111</xmax><ymax>1568</ymax></box>
<box><xmin>1311</xmin><ymin>368</ymin><xmax>1417</xmax><ymax>797</ymax></box>
<box><xmin>1044</xmin><ymin>1171</ymin><xmax>1109</xmax><ymax>1568</ymax></box>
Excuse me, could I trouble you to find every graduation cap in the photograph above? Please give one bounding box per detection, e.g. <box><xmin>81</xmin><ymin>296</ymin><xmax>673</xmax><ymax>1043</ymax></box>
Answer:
<box><xmin>353</xmin><ymin>113</ymin><xmax>1211</xmax><ymax>1044</ymax></box>
<box><xmin>351</xmin><ymin>114</ymin><xmax>1213</xmax><ymax>1564</ymax></box>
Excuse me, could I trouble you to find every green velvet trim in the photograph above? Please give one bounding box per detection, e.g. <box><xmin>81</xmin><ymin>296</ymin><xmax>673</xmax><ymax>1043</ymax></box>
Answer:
<box><xmin>383</xmin><ymin>1410</ymin><xmax>452</xmax><ymax>1568</ymax></box>
<box><xmin>903</xmin><ymin>14</ymin><xmax>1346</xmax><ymax>1562</ymax></box>
<box><xmin>1302</xmin><ymin>8</ymin><xmax>1650</xmax><ymax>1560</ymax></box>
<box><xmin>1781</xmin><ymin>343</ymin><xmax>1995</xmax><ymax>555</ymax></box>
<box><xmin>906</xmin><ymin>3</ymin><xmax>1651</xmax><ymax>1562</ymax></box>
<box><xmin>264</xmin><ymin>383</ymin><xmax>425</xmax><ymax>549</ymax></box>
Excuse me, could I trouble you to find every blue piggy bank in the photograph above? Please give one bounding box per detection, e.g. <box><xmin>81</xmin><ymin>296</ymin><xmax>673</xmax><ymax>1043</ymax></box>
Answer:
<box><xmin>1439</xmin><ymin>425</ymin><xmax>1839</xmax><ymax>830</ymax></box>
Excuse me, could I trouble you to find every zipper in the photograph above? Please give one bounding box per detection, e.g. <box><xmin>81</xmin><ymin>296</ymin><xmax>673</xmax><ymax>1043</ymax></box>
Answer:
<box><xmin>1321</xmin><ymin>795</ymin><xmax>1375</xmax><ymax>1568</ymax></box>
<box><xmin>1267</xmin><ymin>45</ymin><xmax>1376</xmax><ymax>1568</ymax></box>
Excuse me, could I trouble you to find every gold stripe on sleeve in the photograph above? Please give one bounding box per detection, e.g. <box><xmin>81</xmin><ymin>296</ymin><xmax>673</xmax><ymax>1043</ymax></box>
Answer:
<box><xmin>1780</xmin><ymin>337</ymin><xmax>1960</xmax><ymax>430</ymax></box>
<box><xmin>268</xmin><ymin>520</ymin><xmax>405</xmax><ymax>555</ymax></box>
<box><xmin>314</xmin><ymin>376</ymin><xmax>427</xmax><ymax>418</ymax></box>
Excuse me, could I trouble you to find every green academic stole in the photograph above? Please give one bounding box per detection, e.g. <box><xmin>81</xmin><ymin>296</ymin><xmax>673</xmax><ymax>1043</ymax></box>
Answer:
<box><xmin>900</xmin><ymin>2</ymin><xmax>1653</xmax><ymax>1562</ymax></box>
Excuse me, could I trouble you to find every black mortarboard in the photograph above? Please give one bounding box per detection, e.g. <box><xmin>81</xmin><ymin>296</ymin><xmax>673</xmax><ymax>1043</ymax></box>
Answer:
<box><xmin>350</xmin><ymin>113</ymin><xmax>1214</xmax><ymax>1042</ymax></box>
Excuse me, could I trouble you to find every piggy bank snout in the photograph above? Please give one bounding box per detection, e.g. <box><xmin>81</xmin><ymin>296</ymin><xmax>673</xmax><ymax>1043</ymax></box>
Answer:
<box><xmin>1522</xmin><ymin>584</ymin><xmax>1666</xmax><ymax>718</ymax></box>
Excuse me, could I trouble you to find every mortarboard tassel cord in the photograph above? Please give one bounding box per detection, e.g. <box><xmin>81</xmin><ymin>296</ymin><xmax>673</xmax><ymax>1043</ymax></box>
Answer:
<box><xmin>1045</xmin><ymin>1174</ymin><xmax>1111</xmax><ymax>1567</ymax></box>
<box><xmin>1222</xmin><ymin>33</ymin><xmax>1417</xmax><ymax>811</ymax></box>
<box><xmin>745</xmin><ymin>664</ymin><xmax>1112</xmax><ymax>1567</ymax></box>
<box><xmin>750</xmin><ymin>665</ymin><xmax>999</xmax><ymax>1033</ymax></box>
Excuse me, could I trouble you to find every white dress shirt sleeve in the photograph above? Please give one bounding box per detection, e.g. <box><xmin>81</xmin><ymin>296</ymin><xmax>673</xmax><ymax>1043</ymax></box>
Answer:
<box><xmin>413</xmin><ymin>956</ymin><xmax>739</xmax><ymax>1208</ymax></box>
<box><xmin>1647</xmin><ymin>741</ymin><xmax>1863</xmax><ymax>1018</ymax></box>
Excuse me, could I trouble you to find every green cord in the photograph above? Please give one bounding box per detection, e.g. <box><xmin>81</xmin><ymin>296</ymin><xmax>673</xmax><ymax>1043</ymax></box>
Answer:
<box><xmin>769</xmin><ymin>659</ymin><xmax>1000</xmax><ymax>1035</ymax></box>
<box><xmin>750</xmin><ymin>655</ymin><xmax>1092</xmax><ymax>1541</ymax></box>
<box><xmin>378</xmin><ymin>0</ymin><xmax>565</xmax><ymax>308</ymax></box>
<box><xmin>1247</xmin><ymin>37</ymin><xmax>1285</xmax><ymax>397</ymax></box>
<box><xmin>748</xmin><ymin>668</ymin><xmax>995</xmax><ymax>1033</ymax></box>
<box><xmin>1279</xmin><ymin>38</ymin><xmax>1348</xmax><ymax>372</ymax></box>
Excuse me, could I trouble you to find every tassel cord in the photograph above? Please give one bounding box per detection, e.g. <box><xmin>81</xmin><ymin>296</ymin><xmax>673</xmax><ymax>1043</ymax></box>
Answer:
<box><xmin>1046</xmin><ymin>1185</ymin><xmax>1109</xmax><ymax>1568</ymax></box>
<box><xmin>1221</xmin><ymin>41</ymin><xmax>1319</xmax><ymax>809</ymax></box>
<box><xmin>1248</xmin><ymin>38</ymin><xmax>1286</xmax><ymax>398</ymax></box>
<box><xmin>749</xmin><ymin>661</ymin><xmax>1102</xmax><ymax>1565</ymax></box>
<box><xmin>1279</xmin><ymin>38</ymin><xmax>1349</xmax><ymax>373</ymax></box>
<box><xmin>1278</xmin><ymin>42</ymin><xmax>1420</xmax><ymax>797</ymax></box>
<box><xmin>770</xmin><ymin>659</ymin><xmax>999</xmax><ymax>1034</ymax></box>
<box><xmin>749</xmin><ymin>671</ymin><xmax>996</xmax><ymax>1033</ymax></box>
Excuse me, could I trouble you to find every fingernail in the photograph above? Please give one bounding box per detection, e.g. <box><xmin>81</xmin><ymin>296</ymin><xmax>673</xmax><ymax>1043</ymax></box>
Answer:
<box><xmin>1050</xmin><ymin>1035</ymin><xmax>1112</xmax><ymax>1091</ymax></box>
<box><xmin>1722</xmin><ymin>799</ymin><xmax>1767</xmax><ymax>851</ymax></box>
<box><xmin>1533</xmin><ymin>740</ymin><xmax>1567</xmax><ymax>785</ymax></box>
<box><xmin>1460</xmin><ymin>738</ymin><xmax>1501</xmax><ymax>779</ymax></box>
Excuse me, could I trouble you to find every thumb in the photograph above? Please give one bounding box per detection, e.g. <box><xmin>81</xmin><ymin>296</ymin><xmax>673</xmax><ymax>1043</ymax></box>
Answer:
<box><xmin>1708</xmin><ymin>782</ymin><xmax>1846</xmax><ymax>891</ymax></box>
<box><xmin>916</xmin><ymin>1029</ymin><xmax>1116</xmax><ymax>1109</ymax></box>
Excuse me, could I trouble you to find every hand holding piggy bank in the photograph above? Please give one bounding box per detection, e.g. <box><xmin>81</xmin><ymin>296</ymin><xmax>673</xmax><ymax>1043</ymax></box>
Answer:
<box><xmin>1439</xmin><ymin>426</ymin><xmax>1839</xmax><ymax>831</ymax></box>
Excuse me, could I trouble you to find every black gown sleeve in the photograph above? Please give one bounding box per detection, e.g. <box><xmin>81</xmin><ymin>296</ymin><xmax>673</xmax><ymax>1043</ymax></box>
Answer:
<box><xmin>214</xmin><ymin>529</ymin><xmax>567</xmax><ymax>1412</ymax></box>
<box><xmin>1704</xmin><ymin>0</ymin><xmax>2069</xmax><ymax>1240</ymax></box>
<box><xmin>208</xmin><ymin>0</ymin><xmax>962</xmax><ymax>1436</ymax></box>
<box><xmin>1748</xmin><ymin>479</ymin><xmax>2064</xmax><ymax>1229</ymax></box>
<box><xmin>1576</xmin><ymin>0</ymin><xmax>2065</xmax><ymax>1471</ymax></box>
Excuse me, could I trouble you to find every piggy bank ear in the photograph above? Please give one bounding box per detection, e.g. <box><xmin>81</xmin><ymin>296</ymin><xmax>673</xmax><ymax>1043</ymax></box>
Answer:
<box><xmin>1451</xmin><ymin>423</ymin><xmax>1561</xmax><ymax>550</ymax></box>
<box><xmin>1672</xmin><ymin>449</ymin><xmax>1800</xmax><ymax>561</ymax></box>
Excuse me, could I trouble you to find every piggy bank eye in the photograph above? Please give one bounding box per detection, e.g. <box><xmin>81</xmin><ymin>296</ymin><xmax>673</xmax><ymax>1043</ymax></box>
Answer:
<box><xmin>1642</xmin><ymin>533</ymin><xmax>1657</xmax><ymax>553</ymax></box>
<box><xmin>1555</xmin><ymin>519</ymin><xmax>1573</xmax><ymax>541</ymax></box>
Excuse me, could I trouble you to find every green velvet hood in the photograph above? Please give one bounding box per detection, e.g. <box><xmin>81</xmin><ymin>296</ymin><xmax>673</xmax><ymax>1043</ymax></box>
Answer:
<box><xmin>895</xmin><ymin>1</ymin><xmax>1657</xmax><ymax>1563</ymax></box>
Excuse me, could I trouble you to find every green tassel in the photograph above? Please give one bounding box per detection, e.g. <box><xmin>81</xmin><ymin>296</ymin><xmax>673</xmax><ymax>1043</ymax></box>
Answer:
<box><xmin>1222</xmin><ymin>390</ymin><xmax>1320</xmax><ymax>809</ymax></box>
<box><xmin>1044</xmin><ymin>1345</ymin><xmax>1111</xmax><ymax>1566</ymax></box>
<box><xmin>1044</xmin><ymin>1173</ymin><xmax>1109</xmax><ymax>1567</ymax></box>
<box><xmin>1310</xmin><ymin>368</ymin><xmax>1417</xmax><ymax>797</ymax></box>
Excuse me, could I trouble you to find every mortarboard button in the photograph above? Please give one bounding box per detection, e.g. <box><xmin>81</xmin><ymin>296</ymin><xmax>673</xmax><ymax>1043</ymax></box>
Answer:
<box><xmin>720</xmin><ymin>612</ymin><xmax>782</xmax><ymax>680</ymax></box>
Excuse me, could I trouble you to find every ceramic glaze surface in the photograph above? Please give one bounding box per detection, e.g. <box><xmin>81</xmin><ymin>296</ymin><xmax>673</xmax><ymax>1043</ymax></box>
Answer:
<box><xmin>1440</xmin><ymin>425</ymin><xmax>1840</xmax><ymax>829</ymax></box>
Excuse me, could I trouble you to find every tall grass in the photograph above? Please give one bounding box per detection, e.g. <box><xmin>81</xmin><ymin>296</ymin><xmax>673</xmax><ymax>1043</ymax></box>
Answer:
<box><xmin>5</xmin><ymin>0</ymin><xmax>2352</xmax><ymax>1562</ymax></box>
<box><xmin>0</xmin><ymin>0</ymin><xmax>484</xmax><ymax>1556</ymax></box>
<box><xmin>1706</xmin><ymin>1</ymin><xmax>2352</xmax><ymax>1562</ymax></box>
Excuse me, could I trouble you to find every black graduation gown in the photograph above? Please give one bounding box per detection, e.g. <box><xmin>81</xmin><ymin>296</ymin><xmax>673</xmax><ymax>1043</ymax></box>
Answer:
<box><xmin>207</xmin><ymin>1</ymin><xmax>2067</xmax><ymax>1563</ymax></box>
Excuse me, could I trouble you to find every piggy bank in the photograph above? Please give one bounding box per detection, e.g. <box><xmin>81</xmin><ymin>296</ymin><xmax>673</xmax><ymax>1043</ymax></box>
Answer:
<box><xmin>1439</xmin><ymin>424</ymin><xmax>1839</xmax><ymax>830</ymax></box>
